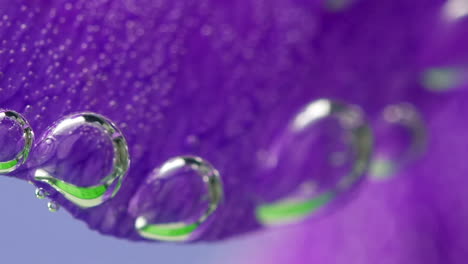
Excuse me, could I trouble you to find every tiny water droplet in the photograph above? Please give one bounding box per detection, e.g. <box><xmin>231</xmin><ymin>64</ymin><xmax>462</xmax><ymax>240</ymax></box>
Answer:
<box><xmin>35</xmin><ymin>188</ymin><xmax>48</xmax><ymax>199</ymax></box>
<box><xmin>132</xmin><ymin>156</ymin><xmax>223</xmax><ymax>242</ymax></box>
<box><xmin>255</xmin><ymin>99</ymin><xmax>372</xmax><ymax>226</ymax></box>
<box><xmin>48</xmin><ymin>201</ymin><xmax>60</xmax><ymax>212</ymax></box>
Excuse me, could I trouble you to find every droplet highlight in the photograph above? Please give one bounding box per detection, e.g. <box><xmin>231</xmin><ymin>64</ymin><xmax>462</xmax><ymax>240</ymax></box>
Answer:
<box><xmin>255</xmin><ymin>99</ymin><xmax>372</xmax><ymax>226</ymax></box>
<box><xmin>0</xmin><ymin>110</ymin><xmax>34</xmax><ymax>174</ymax></box>
<box><xmin>134</xmin><ymin>156</ymin><xmax>223</xmax><ymax>242</ymax></box>
<box><xmin>33</xmin><ymin>112</ymin><xmax>130</xmax><ymax>208</ymax></box>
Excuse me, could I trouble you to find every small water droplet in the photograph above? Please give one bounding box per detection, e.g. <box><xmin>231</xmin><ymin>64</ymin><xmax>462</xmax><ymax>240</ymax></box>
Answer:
<box><xmin>255</xmin><ymin>99</ymin><xmax>372</xmax><ymax>226</ymax></box>
<box><xmin>132</xmin><ymin>156</ymin><xmax>223</xmax><ymax>242</ymax></box>
<box><xmin>48</xmin><ymin>201</ymin><xmax>60</xmax><ymax>212</ymax></box>
<box><xmin>0</xmin><ymin>110</ymin><xmax>34</xmax><ymax>174</ymax></box>
<box><xmin>370</xmin><ymin>103</ymin><xmax>427</xmax><ymax>180</ymax></box>
<box><xmin>35</xmin><ymin>188</ymin><xmax>48</xmax><ymax>199</ymax></box>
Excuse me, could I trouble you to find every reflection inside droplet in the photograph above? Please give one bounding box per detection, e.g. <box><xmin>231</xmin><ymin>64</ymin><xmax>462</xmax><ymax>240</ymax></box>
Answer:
<box><xmin>255</xmin><ymin>99</ymin><xmax>372</xmax><ymax>226</ymax></box>
<box><xmin>421</xmin><ymin>67</ymin><xmax>463</xmax><ymax>92</ymax></box>
<box><xmin>32</xmin><ymin>112</ymin><xmax>130</xmax><ymax>208</ymax></box>
<box><xmin>369</xmin><ymin>103</ymin><xmax>426</xmax><ymax>180</ymax></box>
<box><xmin>443</xmin><ymin>0</ymin><xmax>468</xmax><ymax>20</ymax></box>
<box><xmin>0</xmin><ymin>110</ymin><xmax>33</xmax><ymax>174</ymax></box>
<box><xmin>132</xmin><ymin>156</ymin><xmax>223</xmax><ymax>242</ymax></box>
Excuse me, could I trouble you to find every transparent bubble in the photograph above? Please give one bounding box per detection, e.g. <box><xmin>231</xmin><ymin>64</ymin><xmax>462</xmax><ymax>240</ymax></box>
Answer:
<box><xmin>369</xmin><ymin>103</ymin><xmax>427</xmax><ymax>180</ymax></box>
<box><xmin>0</xmin><ymin>110</ymin><xmax>33</xmax><ymax>174</ymax></box>
<box><xmin>32</xmin><ymin>112</ymin><xmax>130</xmax><ymax>209</ymax></box>
<box><xmin>255</xmin><ymin>99</ymin><xmax>372</xmax><ymax>226</ymax></box>
<box><xmin>133</xmin><ymin>156</ymin><xmax>223</xmax><ymax>242</ymax></box>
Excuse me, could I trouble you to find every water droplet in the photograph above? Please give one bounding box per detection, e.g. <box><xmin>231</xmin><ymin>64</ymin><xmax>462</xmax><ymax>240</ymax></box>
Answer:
<box><xmin>255</xmin><ymin>99</ymin><xmax>372</xmax><ymax>226</ymax></box>
<box><xmin>133</xmin><ymin>156</ymin><xmax>223</xmax><ymax>242</ymax></box>
<box><xmin>32</xmin><ymin>112</ymin><xmax>130</xmax><ymax>209</ymax></box>
<box><xmin>369</xmin><ymin>103</ymin><xmax>427</xmax><ymax>180</ymax></box>
<box><xmin>48</xmin><ymin>200</ymin><xmax>60</xmax><ymax>212</ymax></box>
<box><xmin>0</xmin><ymin>110</ymin><xmax>34</xmax><ymax>174</ymax></box>
<box><xmin>35</xmin><ymin>187</ymin><xmax>48</xmax><ymax>199</ymax></box>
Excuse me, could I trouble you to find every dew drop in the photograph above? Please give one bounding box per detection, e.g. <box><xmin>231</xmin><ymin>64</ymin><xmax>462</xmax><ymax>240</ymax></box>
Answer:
<box><xmin>369</xmin><ymin>103</ymin><xmax>427</xmax><ymax>180</ymax></box>
<box><xmin>32</xmin><ymin>112</ymin><xmax>130</xmax><ymax>209</ymax></box>
<box><xmin>0</xmin><ymin>110</ymin><xmax>34</xmax><ymax>174</ymax></box>
<box><xmin>132</xmin><ymin>156</ymin><xmax>223</xmax><ymax>242</ymax></box>
<box><xmin>48</xmin><ymin>201</ymin><xmax>60</xmax><ymax>212</ymax></box>
<box><xmin>35</xmin><ymin>188</ymin><xmax>48</xmax><ymax>199</ymax></box>
<box><xmin>255</xmin><ymin>99</ymin><xmax>372</xmax><ymax>226</ymax></box>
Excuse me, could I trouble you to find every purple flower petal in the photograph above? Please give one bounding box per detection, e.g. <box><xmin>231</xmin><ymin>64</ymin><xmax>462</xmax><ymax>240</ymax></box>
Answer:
<box><xmin>1</xmin><ymin>0</ymin><xmax>466</xmax><ymax>249</ymax></box>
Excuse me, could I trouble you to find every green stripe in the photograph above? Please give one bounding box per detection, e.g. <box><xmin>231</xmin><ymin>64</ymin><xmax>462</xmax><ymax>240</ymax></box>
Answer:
<box><xmin>256</xmin><ymin>192</ymin><xmax>334</xmax><ymax>224</ymax></box>
<box><xmin>422</xmin><ymin>67</ymin><xmax>459</xmax><ymax>91</ymax></box>
<box><xmin>35</xmin><ymin>176</ymin><xmax>107</xmax><ymax>200</ymax></box>
<box><xmin>139</xmin><ymin>223</ymin><xmax>199</xmax><ymax>238</ymax></box>
<box><xmin>0</xmin><ymin>159</ymin><xmax>18</xmax><ymax>171</ymax></box>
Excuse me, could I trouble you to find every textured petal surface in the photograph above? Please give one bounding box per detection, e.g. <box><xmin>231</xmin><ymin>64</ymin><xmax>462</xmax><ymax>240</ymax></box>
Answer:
<box><xmin>1</xmin><ymin>0</ymin><xmax>467</xmax><ymax>249</ymax></box>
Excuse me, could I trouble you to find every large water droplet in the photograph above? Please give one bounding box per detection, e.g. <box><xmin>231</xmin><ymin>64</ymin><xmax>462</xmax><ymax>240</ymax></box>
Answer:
<box><xmin>255</xmin><ymin>99</ymin><xmax>372</xmax><ymax>226</ymax></box>
<box><xmin>32</xmin><ymin>112</ymin><xmax>130</xmax><ymax>208</ymax></box>
<box><xmin>132</xmin><ymin>156</ymin><xmax>223</xmax><ymax>242</ymax></box>
<box><xmin>0</xmin><ymin>110</ymin><xmax>33</xmax><ymax>174</ymax></box>
<box><xmin>369</xmin><ymin>103</ymin><xmax>427</xmax><ymax>180</ymax></box>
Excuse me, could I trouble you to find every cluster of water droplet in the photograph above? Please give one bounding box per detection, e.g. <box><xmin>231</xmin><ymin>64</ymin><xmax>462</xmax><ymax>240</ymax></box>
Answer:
<box><xmin>0</xmin><ymin>98</ymin><xmax>427</xmax><ymax>241</ymax></box>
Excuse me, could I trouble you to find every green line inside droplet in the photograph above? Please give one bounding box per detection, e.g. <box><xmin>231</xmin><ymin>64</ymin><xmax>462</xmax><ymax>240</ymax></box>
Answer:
<box><xmin>35</xmin><ymin>176</ymin><xmax>107</xmax><ymax>200</ymax></box>
<box><xmin>0</xmin><ymin>159</ymin><xmax>18</xmax><ymax>171</ymax></box>
<box><xmin>256</xmin><ymin>192</ymin><xmax>334</xmax><ymax>224</ymax></box>
<box><xmin>139</xmin><ymin>223</ymin><xmax>199</xmax><ymax>237</ymax></box>
<box><xmin>369</xmin><ymin>158</ymin><xmax>395</xmax><ymax>180</ymax></box>
<box><xmin>422</xmin><ymin>67</ymin><xmax>459</xmax><ymax>91</ymax></box>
